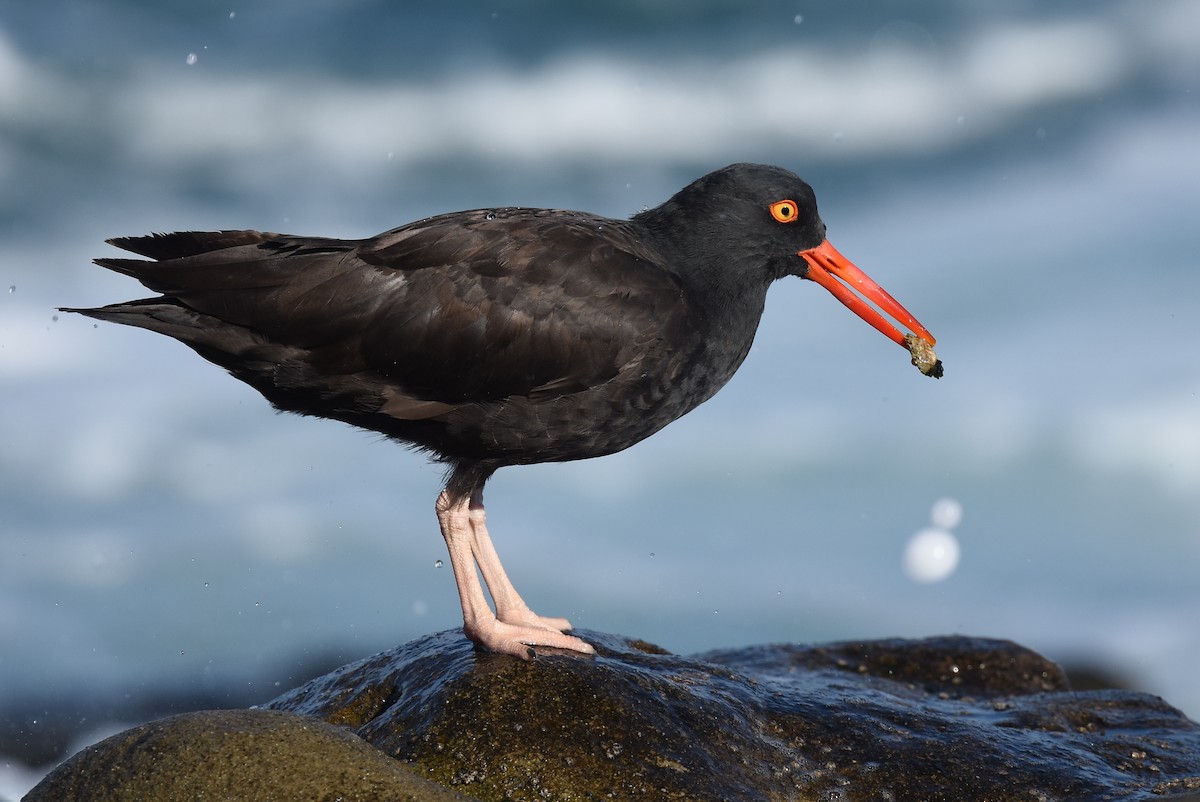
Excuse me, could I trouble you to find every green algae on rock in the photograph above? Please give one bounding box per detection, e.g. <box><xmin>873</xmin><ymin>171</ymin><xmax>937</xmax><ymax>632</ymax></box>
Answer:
<box><xmin>24</xmin><ymin>709</ymin><xmax>474</xmax><ymax>802</ymax></box>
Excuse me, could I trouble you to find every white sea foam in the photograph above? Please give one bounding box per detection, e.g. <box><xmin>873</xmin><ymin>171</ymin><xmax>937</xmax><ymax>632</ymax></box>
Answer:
<box><xmin>1070</xmin><ymin>394</ymin><xmax>1200</xmax><ymax>500</ymax></box>
<box><xmin>0</xmin><ymin>13</ymin><xmax>1169</xmax><ymax>179</ymax></box>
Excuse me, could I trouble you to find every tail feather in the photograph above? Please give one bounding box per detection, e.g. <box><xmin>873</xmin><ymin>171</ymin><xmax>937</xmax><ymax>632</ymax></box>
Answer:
<box><xmin>70</xmin><ymin>228</ymin><xmax>373</xmax><ymax>358</ymax></box>
<box><xmin>92</xmin><ymin>231</ymin><xmax>294</xmax><ymax>296</ymax></box>
<box><xmin>59</xmin><ymin>299</ymin><xmax>288</xmax><ymax>368</ymax></box>
<box><xmin>92</xmin><ymin>230</ymin><xmax>357</xmax><ymax>297</ymax></box>
<box><xmin>60</xmin><ymin>298</ymin><xmax>224</xmax><ymax>340</ymax></box>
<box><xmin>59</xmin><ymin>300</ymin><xmax>385</xmax><ymax>424</ymax></box>
<box><xmin>106</xmin><ymin>230</ymin><xmax>276</xmax><ymax>260</ymax></box>
<box><xmin>92</xmin><ymin>257</ymin><xmax>167</xmax><ymax>277</ymax></box>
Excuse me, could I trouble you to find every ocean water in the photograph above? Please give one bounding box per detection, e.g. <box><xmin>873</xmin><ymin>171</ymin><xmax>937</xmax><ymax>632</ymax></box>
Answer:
<box><xmin>2</xmin><ymin>1</ymin><xmax>1199</xmax><ymax>795</ymax></box>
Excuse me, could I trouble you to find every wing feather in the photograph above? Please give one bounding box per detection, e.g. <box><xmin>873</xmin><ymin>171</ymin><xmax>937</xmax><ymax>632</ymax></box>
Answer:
<box><xmin>93</xmin><ymin>209</ymin><xmax>689</xmax><ymax>409</ymax></box>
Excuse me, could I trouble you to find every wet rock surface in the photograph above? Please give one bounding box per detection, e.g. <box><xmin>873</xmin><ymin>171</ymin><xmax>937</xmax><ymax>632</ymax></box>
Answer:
<box><xmin>25</xmin><ymin>631</ymin><xmax>1200</xmax><ymax>801</ymax></box>
<box><xmin>23</xmin><ymin>708</ymin><xmax>472</xmax><ymax>802</ymax></box>
<box><xmin>266</xmin><ymin>630</ymin><xmax>1200</xmax><ymax>801</ymax></box>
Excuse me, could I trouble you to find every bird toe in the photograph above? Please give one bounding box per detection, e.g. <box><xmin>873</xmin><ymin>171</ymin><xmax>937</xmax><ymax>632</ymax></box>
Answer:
<box><xmin>464</xmin><ymin>618</ymin><xmax>595</xmax><ymax>659</ymax></box>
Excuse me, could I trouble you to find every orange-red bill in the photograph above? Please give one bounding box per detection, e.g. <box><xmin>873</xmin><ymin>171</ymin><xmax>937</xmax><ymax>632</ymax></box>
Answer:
<box><xmin>799</xmin><ymin>239</ymin><xmax>935</xmax><ymax>348</ymax></box>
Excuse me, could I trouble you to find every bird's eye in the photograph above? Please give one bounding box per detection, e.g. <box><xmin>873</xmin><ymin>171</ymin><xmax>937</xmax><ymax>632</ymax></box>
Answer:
<box><xmin>769</xmin><ymin>199</ymin><xmax>799</xmax><ymax>223</ymax></box>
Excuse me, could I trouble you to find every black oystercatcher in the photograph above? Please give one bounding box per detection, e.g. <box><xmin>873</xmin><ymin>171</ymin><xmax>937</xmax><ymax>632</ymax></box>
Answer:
<box><xmin>64</xmin><ymin>163</ymin><xmax>941</xmax><ymax>659</ymax></box>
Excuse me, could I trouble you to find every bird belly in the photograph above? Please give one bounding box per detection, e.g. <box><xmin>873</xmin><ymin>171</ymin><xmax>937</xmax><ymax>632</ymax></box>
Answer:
<box><xmin>434</xmin><ymin>340</ymin><xmax>745</xmax><ymax>466</ymax></box>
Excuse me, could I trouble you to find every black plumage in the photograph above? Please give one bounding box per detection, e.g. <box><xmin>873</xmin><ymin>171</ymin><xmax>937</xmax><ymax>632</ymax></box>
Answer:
<box><xmin>65</xmin><ymin>163</ymin><xmax>938</xmax><ymax>658</ymax></box>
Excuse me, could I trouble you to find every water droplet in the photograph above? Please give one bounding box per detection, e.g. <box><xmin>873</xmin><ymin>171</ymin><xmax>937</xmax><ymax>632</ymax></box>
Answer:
<box><xmin>203</xmin><ymin>582</ymin><xmax>210</xmax><ymax>588</ymax></box>
<box><xmin>185</xmin><ymin>53</ymin><xmax>198</xmax><ymax>65</ymax></box>
<box><xmin>6</xmin><ymin>285</ymin><xmax>14</xmax><ymax>294</ymax></box>
<box><xmin>596</xmin><ymin>224</ymin><xmax>604</xmax><ymax>232</ymax></box>
<box><xmin>434</xmin><ymin>559</ymin><xmax>443</xmax><ymax>568</ymax></box>
<box><xmin>228</xmin><ymin>11</ymin><xmax>236</xmax><ymax>19</ymax></box>
<box><xmin>254</xmin><ymin>601</ymin><xmax>260</xmax><ymax>607</ymax></box>
<box><xmin>930</xmin><ymin>498</ymin><xmax>962</xmax><ymax>530</ymax></box>
<box><xmin>902</xmin><ymin>528</ymin><xmax>961</xmax><ymax>583</ymax></box>
<box><xmin>793</xmin><ymin>14</ymin><xmax>804</xmax><ymax>24</ymax></box>
<box><xmin>484</xmin><ymin>212</ymin><xmax>496</xmax><ymax>221</ymax></box>
<box><xmin>649</xmin><ymin>552</ymin><xmax>655</xmax><ymax>558</ymax></box>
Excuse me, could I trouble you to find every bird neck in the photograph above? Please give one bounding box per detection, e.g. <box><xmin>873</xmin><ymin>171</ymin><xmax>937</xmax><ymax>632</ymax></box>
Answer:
<box><xmin>633</xmin><ymin>206</ymin><xmax>775</xmax><ymax>337</ymax></box>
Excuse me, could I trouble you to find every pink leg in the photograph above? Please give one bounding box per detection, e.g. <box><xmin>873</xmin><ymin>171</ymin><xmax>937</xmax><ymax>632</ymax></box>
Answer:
<box><xmin>436</xmin><ymin>489</ymin><xmax>594</xmax><ymax>659</ymax></box>
<box><xmin>467</xmin><ymin>493</ymin><xmax>574</xmax><ymax>632</ymax></box>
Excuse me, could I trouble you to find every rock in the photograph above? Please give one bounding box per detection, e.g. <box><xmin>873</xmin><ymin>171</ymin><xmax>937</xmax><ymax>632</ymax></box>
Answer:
<box><xmin>23</xmin><ymin>708</ymin><xmax>473</xmax><ymax>802</ymax></box>
<box><xmin>264</xmin><ymin>630</ymin><xmax>1200</xmax><ymax>800</ymax></box>
<box><xmin>25</xmin><ymin>631</ymin><xmax>1200</xmax><ymax>801</ymax></box>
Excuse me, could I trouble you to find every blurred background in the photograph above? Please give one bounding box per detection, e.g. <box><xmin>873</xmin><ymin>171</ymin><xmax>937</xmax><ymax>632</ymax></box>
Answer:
<box><xmin>2</xmin><ymin>0</ymin><xmax>1198</xmax><ymax>793</ymax></box>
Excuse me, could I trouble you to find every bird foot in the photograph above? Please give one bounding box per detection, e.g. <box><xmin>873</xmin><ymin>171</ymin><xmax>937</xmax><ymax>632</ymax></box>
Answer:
<box><xmin>464</xmin><ymin>616</ymin><xmax>595</xmax><ymax>660</ymax></box>
<box><xmin>436</xmin><ymin>487</ymin><xmax>594</xmax><ymax>659</ymax></box>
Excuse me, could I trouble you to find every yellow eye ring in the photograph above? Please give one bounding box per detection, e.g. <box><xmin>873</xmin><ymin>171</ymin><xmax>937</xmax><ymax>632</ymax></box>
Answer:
<box><xmin>769</xmin><ymin>199</ymin><xmax>799</xmax><ymax>223</ymax></box>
